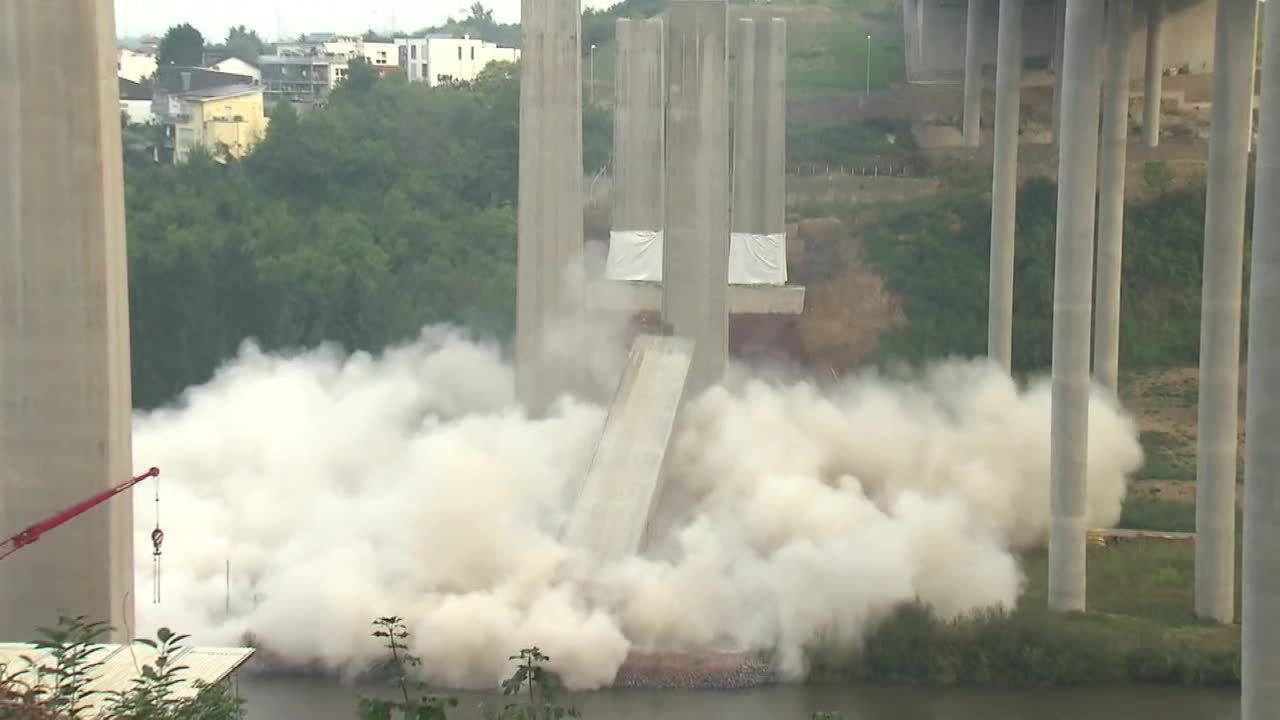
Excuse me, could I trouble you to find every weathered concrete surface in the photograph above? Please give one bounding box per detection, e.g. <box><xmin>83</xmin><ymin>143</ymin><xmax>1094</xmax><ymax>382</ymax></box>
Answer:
<box><xmin>1243</xmin><ymin>3</ymin><xmax>1280</xmax><ymax>715</ymax></box>
<box><xmin>562</xmin><ymin>335</ymin><xmax>692</xmax><ymax>563</ymax></box>
<box><xmin>517</xmin><ymin>0</ymin><xmax>586</xmax><ymax>412</ymax></box>
<box><xmin>732</xmin><ymin>18</ymin><xmax>786</xmax><ymax>238</ymax></box>
<box><xmin>1195</xmin><ymin>0</ymin><xmax>1258</xmax><ymax>625</ymax></box>
<box><xmin>732</xmin><ymin>19</ymin><xmax>759</xmax><ymax>232</ymax></box>
<box><xmin>663</xmin><ymin>0</ymin><xmax>730</xmax><ymax>394</ymax></box>
<box><xmin>1048</xmin><ymin>0</ymin><xmax>1104</xmax><ymax>614</ymax></box>
<box><xmin>0</xmin><ymin>0</ymin><xmax>134</xmax><ymax>641</ymax></box>
<box><xmin>1092</xmin><ymin>0</ymin><xmax>1134</xmax><ymax>394</ymax></box>
<box><xmin>1143</xmin><ymin>0</ymin><xmax>1165</xmax><ymax>148</ymax></box>
<box><xmin>962</xmin><ymin>0</ymin><xmax>985</xmax><ymax>147</ymax></box>
<box><xmin>610</xmin><ymin>18</ymin><xmax>665</xmax><ymax>254</ymax></box>
<box><xmin>1051</xmin><ymin>0</ymin><xmax>1065</xmax><ymax>144</ymax></box>
<box><xmin>730</xmin><ymin>17</ymin><xmax>787</xmax><ymax>285</ymax></box>
<box><xmin>987</xmin><ymin>0</ymin><xmax>1023</xmax><ymax>371</ymax></box>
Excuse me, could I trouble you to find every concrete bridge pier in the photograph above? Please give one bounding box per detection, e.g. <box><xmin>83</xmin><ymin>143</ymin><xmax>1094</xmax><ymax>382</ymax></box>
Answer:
<box><xmin>731</xmin><ymin>17</ymin><xmax>788</xmax><ymax>286</ymax></box>
<box><xmin>664</xmin><ymin>0</ymin><xmax>731</xmax><ymax>394</ymax></box>
<box><xmin>516</xmin><ymin>0</ymin><xmax>587</xmax><ymax>412</ymax></box>
<box><xmin>962</xmin><ymin>0</ymin><xmax>985</xmax><ymax>147</ymax></box>
<box><xmin>1143</xmin><ymin>0</ymin><xmax>1165</xmax><ymax>148</ymax></box>
<box><xmin>1244</xmin><ymin>2</ymin><xmax>1280</xmax><ymax>715</ymax></box>
<box><xmin>1194</xmin><ymin>0</ymin><xmax>1259</xmax><ymax>626</ymax></box>
<box><xmin>606</xmin><ymin>18</ymin><xmax>666</xmax><ymax>282</ymax></box>
<box><xmin>0</xmin><ymin>0</ymin><xmax>134</xmax><ymax>640</ymax></box>
<box><xmin>1048</xmin><ymin>0</ymin><xmax>1105</xmax><ymax>614</ymax></box>
<box><xmin>1051</xmin><ymin>0</ymin><xmax>1066</xmax><ymax>145</ymax></box>
<box><xmin>986</xmin><ymin>0</ymin><xmax>1023</xmax><ymax>370</ymax></box>
<box><xmin>1092</xmin><ymin>0</ymin><xmax>1135</xmax><ymax>395</ymax></box>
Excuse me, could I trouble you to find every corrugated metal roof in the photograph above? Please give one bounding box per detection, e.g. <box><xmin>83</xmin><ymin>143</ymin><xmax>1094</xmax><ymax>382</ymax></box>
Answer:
<box><xmin>0</xmin><ymin>642</ymin><xmax>254</xmax><ymax>714</ymax></box>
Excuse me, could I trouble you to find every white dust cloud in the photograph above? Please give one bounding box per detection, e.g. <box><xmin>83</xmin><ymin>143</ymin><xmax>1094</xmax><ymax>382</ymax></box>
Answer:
<box><xmin>133</xmin><ymin>328</ymin><xmax>1141</xmax><ymax>689</ymax></box>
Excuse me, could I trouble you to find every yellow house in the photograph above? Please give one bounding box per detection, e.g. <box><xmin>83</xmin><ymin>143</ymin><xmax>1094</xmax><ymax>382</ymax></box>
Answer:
<box><xmin>171</xmin><ymin>86</ymin><xmax>269</xmax><ymax>163</ymax></box>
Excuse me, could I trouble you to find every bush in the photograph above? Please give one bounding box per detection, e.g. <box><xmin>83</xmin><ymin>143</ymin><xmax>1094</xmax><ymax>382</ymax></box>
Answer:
<box><xmin>0</xmin><ymin>615</ymin><xmax>244</xmax><ymax>720</ymax></box>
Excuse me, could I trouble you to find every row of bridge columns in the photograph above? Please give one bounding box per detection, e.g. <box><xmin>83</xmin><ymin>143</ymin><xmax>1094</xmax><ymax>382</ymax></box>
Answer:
<box><xmin>966</xmin><ymin>0</ymin><xmax>1278</xmax><ymax>715</ymax></box>
<box><xmin>969</xmin><ymin>0</ymin><xmax>1168</xmax><ymax>149</ymax></box>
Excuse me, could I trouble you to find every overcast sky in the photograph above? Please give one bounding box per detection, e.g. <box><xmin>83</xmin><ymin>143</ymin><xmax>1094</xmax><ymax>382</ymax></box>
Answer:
<box><xmin>115</xmin><ymin>0</ymin><xmax>617</xmax><ymax>40</ymax></box>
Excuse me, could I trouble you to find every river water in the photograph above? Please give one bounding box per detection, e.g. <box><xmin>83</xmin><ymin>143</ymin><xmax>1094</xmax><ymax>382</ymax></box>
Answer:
<box><xmin>237</xmin><ymin>675</ymin><xmax>1239</xmax><ymax>720</ymax></box>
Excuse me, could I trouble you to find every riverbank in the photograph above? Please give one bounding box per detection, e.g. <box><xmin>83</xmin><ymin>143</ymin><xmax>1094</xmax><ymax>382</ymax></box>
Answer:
<box><xmin>807</xmin><ymin>540</ymin><xmax>1240</xmax><ymax>687</ymax></box>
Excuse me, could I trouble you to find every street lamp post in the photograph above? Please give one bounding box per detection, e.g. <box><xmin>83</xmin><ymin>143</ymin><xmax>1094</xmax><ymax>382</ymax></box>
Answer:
<box><xmin>590</xmin><ymin>44</ymin><xmax>597</xmax><ymax>105</ymax></box>
<box><xmin>866</xmin><ymin>34</ymin><xmax>872</xmax><ymax>95</ymax></box>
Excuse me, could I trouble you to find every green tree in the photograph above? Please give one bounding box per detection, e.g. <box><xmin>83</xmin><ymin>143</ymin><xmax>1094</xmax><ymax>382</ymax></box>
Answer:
<box><xmin>495</xmin><ymin>648</ymin><xmax>577</xmax><ymax>720</ymax></box>
<box><xmin>157</xmin><ymin>23</ymin><xmax>205</xmax><ymax>66</ymax></box>
<box><xmin>358</xmin><ymin>617</ymin><xmax>457</xmax><ymax>720</ymax></box>
<box><xmin>225</xmin><ymin>25</ymin><xmax>266</xmax><ymax>63</ymax></box>
<box><xmin>342</xmin><ymin>57</ymin><xmax>380</xmax><ymax>94</ymax></box>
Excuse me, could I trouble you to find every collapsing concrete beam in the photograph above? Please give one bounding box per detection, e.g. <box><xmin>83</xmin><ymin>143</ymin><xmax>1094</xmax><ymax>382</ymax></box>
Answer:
<box><xmin>986</xmin><ymin>0</ymin><xmax>1023</xmax><ymax>371</ymax></box>
<box><xmin>606</xmin><ymin>18</ymin><xmax>666</xmax><ymax>282</ymax></box>
<box><xmin>962</xmin><ymin>0</ymin><xmax>985</xmax><ymax>148</ymax></box>
<box><xmin>516</xmin><ymin>0</ymin><xmax>586</xmax><ymax>412</ymax></box>
<box><xmin>663</xmin><ymin>0</ymin><xmax>730</xmax><ymax>394</ymax></box>
<box><xmin>730</xmin><ymin>17</ymin><xmax>787</xmax><ymax>286</ymax></box>
<box><xmin>0</xmin><ymin>0</ymin><xmax>135</xmax><ymax>640</ymax></box>
<box><xmin>1048</xmin><ymin>0</ymin><xmax>1105</xmax><ymax>614</ymax></box>
<box><xmin>562</xmin><ymin>335</ymin><xmax>693</xmax><ymax>562</ymax></box>
<box><xmin>1194</xmin><ymin>0</ymin><xmax>1258</xmax><ymax>626</ymax></box>
<box><xmin>1092</xmin><ymin>0</ymin><xmax>1134</xmax><ymax>394</ymax></box>
<box><xmin>1243</xmin><ymin>1</ymin><xmax>1280</xmax><ymax>714</ymax></box>
<box><xmin>1143</xmin><ymin>0</ymin><xmax>1165</xmax><ymax>148</ymax></box>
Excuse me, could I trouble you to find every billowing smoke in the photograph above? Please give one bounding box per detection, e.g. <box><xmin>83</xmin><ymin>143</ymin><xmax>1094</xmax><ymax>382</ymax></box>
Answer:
<box><xmin>133</xmin><ymin>327</ymin><xmax>1141</xmax><ymax>690</ymax></box>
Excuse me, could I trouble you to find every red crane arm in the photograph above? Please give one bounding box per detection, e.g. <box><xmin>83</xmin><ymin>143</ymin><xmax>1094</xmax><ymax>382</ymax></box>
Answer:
<box><xmin>0</xmin><ymin>467</ymin><xmax>160</xmax><ymax>562</ymax></box>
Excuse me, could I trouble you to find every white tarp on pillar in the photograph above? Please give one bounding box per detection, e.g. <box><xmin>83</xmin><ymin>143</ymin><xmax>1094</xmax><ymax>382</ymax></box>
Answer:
<box><xmin>728</xmin><ymin>232</ymin><xmax>787</xmax><ymax>285</ymax></box>
<box><xmin>605</xmin><ymin>230</ymin><xmax>664</xmax><ymax>281</ymax></box>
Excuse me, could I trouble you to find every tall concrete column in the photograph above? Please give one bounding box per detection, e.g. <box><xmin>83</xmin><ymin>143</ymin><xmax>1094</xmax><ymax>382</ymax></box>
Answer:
<box><xmin>1048</xmin><ymin>0</ymin><xmax>1105</xmax><ymax>614</ymax></box>
<box><xmin>664</xmin><ymin>0</ymin><xmax>730</xmax><ymax>393</ymax></box>
<box><xmin>1052</xmin><ymin>0</ymin><xmax>1066</xmax><ymax>144</ymax></box>
<box><xmin>730</xmin><ymin>17</ymin><xmax>787</xmax><ymax>286</ymax></box>
<box><xmin>1195</xmin><ymin>0</ymin><xmax>1259</xmax><ymax>625</ymax></box>
<box><xmin>987</xmin><ymin>0</ymin><xmax>1023</xmax><ymax>371</ymax></box>
<box><xmin>1142</xmin><ymin>0</ymin><xmax>1165</xmax><ymax>148</ymax></box>
<box><xmin>517</xmin><ymin>0</ymin><xmax>586</xmax><ymax>412</ymax></box>
<box><xmin>732</xmin><ymin>19</ymin><xmax>759</xmax><ymax>234</ymax></box>
<box><xmin>0</xmin><ymin>0</ymin><xmax>134</xmax><ymax>640</ymax></box>
<box><xmin>1243</xmin><ymin>4</ymin><xmax>1280</xmax><ymax>715</ymax></box>
<box><xmin>607</xmin><ymin>18</ymin><xmax>665</xmax><ymax>281</ymax></box>
<box><xmin>963</xmin><ymin>0</ymin><xmax>985</xmax><ymax>147</ymax></box>
<box><xmin>1092</xmin><ymin>0</ymin><xmax>1135</xmax><ymax>394</ymax></box>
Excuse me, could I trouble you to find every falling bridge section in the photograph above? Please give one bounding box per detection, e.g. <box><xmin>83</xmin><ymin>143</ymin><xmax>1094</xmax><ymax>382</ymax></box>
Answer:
<box><xmin>562</xmin><ymin>335</ymin><xmax>693</xmax><ymax>563</ymax></box>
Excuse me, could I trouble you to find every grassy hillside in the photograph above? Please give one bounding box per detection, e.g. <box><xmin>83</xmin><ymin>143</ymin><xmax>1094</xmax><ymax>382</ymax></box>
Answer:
<box><xmin>583</xmin><ymin>0</ymin><xmax>906</xmax><ymax>104</ymax></box>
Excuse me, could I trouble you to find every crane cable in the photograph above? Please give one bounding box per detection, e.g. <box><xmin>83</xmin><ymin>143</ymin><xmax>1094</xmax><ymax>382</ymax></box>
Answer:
<box><xmin>151</xmin><ymin>478</ymin><xmax>164</xmax><ymax>604</ymax></box>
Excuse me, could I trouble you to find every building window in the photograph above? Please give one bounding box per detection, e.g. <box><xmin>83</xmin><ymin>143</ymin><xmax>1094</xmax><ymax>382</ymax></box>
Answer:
<box><xmin>411</xmin><ymin>45</ymin><xmax>417</xmax><ymax>59</ymax></box>
<box><xmin>422</xmin><ymin>63</ymin><xmax>428</xmax><ymax>78</ymax></box>
<box><xmin>458</xmin><ymin>47</ymin><xmax>462</xmax><ymax>60</ymax></box>
<box><xmin>470</xmin><ymin>47</ymin><xmax>475</xmax><ymax>61</ymax></box>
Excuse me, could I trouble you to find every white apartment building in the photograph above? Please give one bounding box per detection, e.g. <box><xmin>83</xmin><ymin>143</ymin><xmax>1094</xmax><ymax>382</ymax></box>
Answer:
<box><xmin>397</xmin><ymin>36</ymin><xmax>519</xmax><ymax>87</ymax></box>
<box><xmin>277</xmin><ymin>35</ymin><xmax>399</xmax><ymax>69</ymax></box>
<box><xmin>117</xmin><ymin>47</ymin><xmax>157</xmax><ymax>83</ymax></box>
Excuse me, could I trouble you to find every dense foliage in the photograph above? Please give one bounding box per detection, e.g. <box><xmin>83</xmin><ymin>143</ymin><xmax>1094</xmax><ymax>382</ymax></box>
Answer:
<box><xmin>125</xmin><ymin>65</ymin><xmax>611</xmax><ymax>408</ymax></box>
<box><xmin>861</xmin><ymin>179</ymin><xmax>1238</xmax><ymax>373</ymax></box>
<box><xmin>157</xmin><ymin>23</ymin><xmax>205</xmax><ymax>67</ymax></box>
<box><xmin>811</xmin><ymin>542</ymin><xmax>1241</xmax><ymax>687</ymax></box>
